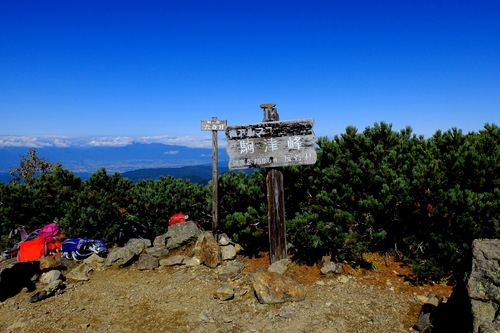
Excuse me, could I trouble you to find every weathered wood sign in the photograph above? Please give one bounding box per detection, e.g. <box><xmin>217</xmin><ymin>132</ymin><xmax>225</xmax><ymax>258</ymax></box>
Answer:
<box><xmin>224</xmin><ymin>118</ymin><xmax>317</xmax><ymax>170</ymax></box>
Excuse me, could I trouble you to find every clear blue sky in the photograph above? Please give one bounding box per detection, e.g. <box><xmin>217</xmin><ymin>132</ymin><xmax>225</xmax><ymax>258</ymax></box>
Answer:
<box><xmin>1</xmin><ymin>0</ymin><xmax>499</xmax><ymax>147</ymax></box>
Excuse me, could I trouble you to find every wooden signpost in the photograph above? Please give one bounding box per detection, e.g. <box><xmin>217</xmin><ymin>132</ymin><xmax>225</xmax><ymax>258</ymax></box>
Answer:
<box><xmin>224</xmin><ymin>104</ymin><xmax>316</xmax><ymax>263</ymax></box>
<box><xmin>201</xmin><ymin>117</ymin><xmax>227</xmax><ymax>232</ymax></box>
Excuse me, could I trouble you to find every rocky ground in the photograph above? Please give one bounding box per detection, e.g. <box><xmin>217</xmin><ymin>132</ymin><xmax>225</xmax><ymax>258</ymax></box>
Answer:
<box><xmin>0</xmin><ymin>253</ymin><xmax>455</xmax><ymax>333</ymax></box>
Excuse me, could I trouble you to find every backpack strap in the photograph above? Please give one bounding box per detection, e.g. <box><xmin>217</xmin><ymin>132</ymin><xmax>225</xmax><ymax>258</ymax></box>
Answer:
<box><xmin>9</xmin><ymin>227</ymin><xmax>29</xmax><ymax>242</ymax></box>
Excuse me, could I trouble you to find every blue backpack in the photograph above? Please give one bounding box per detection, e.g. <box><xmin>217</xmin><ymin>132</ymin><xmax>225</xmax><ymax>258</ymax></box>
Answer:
<box><xmin>61</xmin><ymin>238</ymin><xmax>108</xmax><ymax>260</ymax></box>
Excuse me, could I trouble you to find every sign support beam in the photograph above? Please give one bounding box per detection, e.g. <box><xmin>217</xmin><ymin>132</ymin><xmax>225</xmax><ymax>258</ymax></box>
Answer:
<box><xmin>201</xmin><ymin>117</ymin><xmax>227</xmax><ymax>232</ymax></box>
<box><xmin>261</xmin><ymin>104</ymin><xmax>288</xmax><ymax>263</ymax></box>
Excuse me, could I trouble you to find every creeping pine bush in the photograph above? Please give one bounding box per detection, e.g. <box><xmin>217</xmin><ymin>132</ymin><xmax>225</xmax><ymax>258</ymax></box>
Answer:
<box><xmin>0</xmin><ymin>123</ymin><xmax>498</xmax><ymax>283</ymax></box>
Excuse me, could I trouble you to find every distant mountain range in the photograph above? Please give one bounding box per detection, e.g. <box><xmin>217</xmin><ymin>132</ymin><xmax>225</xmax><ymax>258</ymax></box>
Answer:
<box><xmin>0</xmin><ymin>143</ymin><xmax>247</xmax><ymax>184</ymax></box>
<box><xmin>0</xmin><ymin>143</ymin><xmax>229</xmax><ymax>173</ymax></box>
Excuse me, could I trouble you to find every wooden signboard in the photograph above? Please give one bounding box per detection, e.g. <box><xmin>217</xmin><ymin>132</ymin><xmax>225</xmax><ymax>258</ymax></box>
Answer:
<box><xmin>224</xmin><ymin>118</ymin><xmax>317</xmax><ymax>170</ymax></box>
<box><xmin>201</xmin><ymin>119</ymin><xmax>227</xmax><ymax>131</ymax></box>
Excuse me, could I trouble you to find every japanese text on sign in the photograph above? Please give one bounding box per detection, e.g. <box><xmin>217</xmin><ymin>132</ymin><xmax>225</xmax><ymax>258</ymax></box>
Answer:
<box><xmin>225</xmin><ymin>118</ymin><xmax>317</xmax><ymax>170</ymax></box>
<box><xmin>201</xmin><ymin>119</ymin><xmax>227</xmax><ymax>131</ymax></box>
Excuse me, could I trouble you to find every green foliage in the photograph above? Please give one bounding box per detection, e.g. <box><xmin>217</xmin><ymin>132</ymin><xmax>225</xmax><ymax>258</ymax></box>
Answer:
<box><xmin>217</xmin><ymin>170</ymin><xmax>268</xmax><ymax>252</ymax></box>
<box><xmin>9</xmin><ymin>148</ymin><xmax>61</xmax><ymax>188</ymax></box>
<box><xmin>0</xmin><ymin>125</ymin><xmax>498</xmax><ymax>283</ymax></box>
<box><xmin>58</xmin><ymin>168</ymin><xmax>135</xmax><ymax>240</ymax></box>
<box><xmin>125</xmin><ymin>176</ymin><xmax>210</xmax><ymax>235</ymax></box>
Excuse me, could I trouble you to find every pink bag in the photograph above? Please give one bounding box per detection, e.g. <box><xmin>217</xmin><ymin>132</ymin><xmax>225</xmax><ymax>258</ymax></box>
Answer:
<box><xmin>39</xmin><ymin>222</ymin><xmax>59</xmax><ymax>243</ymax></box>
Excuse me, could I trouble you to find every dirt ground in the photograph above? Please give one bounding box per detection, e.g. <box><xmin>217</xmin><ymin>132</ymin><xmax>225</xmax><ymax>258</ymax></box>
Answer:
<box><xmin>0</xmin><ymin>253</ymin><xmax>453</xmax><ymax>333</ymax></box>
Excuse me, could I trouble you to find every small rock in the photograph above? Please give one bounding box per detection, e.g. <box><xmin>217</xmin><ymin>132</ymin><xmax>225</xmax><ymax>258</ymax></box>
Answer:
<box><xmin>337</xmin><ymin>275</ymin><xmax>350</xmax><ymax>284</ymax></box>
<box><xmin>214</xmin><ymin>283</ymin><xmax>235</xmax><ymax>301</ymax></box>
<box><xmin>40</xmin><ymin>270</ymin><xmax>62</xmax><ymax>285</ymax></box>
<box><xmin>66</xmin><ymin>263</ymin><xmax>93</xmax><ymax>281</ymax></box>
<box><xmin>184</xmin><ymin>257</ymin><xmax>201</xmax><ymax>267</ymax></box>
<box><xmin>217</xmin><ymin>261</ymin><xmax>244</xmax><ymax>281</ymax></box>
<box><xmin>221</xmin><ymin>245</ymin><xmax>237</xmax><ymax>261</ymax></box>
<box><xmin>268</xmin><ymin>258</ymin><xmax>291</xmax><ymax>275</ymax></box>
<box><xmin>217</xmin><ymin>233</ymin><xmax>231</xmax><ymax>246</ymax></box>
<box><xmin>199</xmin><ymin>311</ymin><xmax>210</xmax><ymax>322</ymax></box>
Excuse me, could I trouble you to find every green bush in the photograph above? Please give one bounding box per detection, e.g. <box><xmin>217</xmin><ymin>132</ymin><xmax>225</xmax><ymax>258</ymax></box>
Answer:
<box><xmin>0</xmin><ymin>123</ymin><xmax>498</xmax><ymax>283</ymax></box>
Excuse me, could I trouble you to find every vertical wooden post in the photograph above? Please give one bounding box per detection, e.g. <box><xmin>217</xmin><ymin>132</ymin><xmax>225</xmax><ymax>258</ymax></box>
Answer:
<box><xmin>260</xmin><ymin>104</ymin><xmax>288</xmax><ymax>263</ymax></box>
<box><xmin>211</xmin><ymin>117</ymin><xmax>219</xmax><ymax>232</ymax></box>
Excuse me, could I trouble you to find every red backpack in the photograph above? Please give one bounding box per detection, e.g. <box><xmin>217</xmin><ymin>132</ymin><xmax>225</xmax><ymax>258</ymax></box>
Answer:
<box><xmin>168</xmin><ymin>214</ymin><xmax>188</xmax><ymax>225</ymax></box>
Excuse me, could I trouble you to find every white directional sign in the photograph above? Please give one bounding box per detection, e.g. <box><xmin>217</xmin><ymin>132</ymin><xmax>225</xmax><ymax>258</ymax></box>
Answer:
<box><xmin>201</xmin><ymin>119</ymin><xmax>227</xmax><ymax>131</ymax></box>
<box><xmin>225</xmin><ymin>118</ymin><xmax>317</xmax><ymax>170</ymax></box>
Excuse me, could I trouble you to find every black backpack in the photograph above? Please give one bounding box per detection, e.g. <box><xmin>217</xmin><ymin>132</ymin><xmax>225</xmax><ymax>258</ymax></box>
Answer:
<box><xmin>114</xmin><ymin>221</ymin><xmax>153</xmax><ymax>247</ymax></box>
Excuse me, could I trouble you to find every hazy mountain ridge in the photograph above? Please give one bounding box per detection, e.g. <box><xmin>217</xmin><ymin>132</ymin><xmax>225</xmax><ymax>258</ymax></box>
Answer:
<box><xmin>0</xmin><ymin>143</ymin><xmax>229</xmax><ymax>173</ymax></box>
<box><xmin>0</xmin><ymin>165</ymin><xmax>234</xmax><ymax>185</ymax></box>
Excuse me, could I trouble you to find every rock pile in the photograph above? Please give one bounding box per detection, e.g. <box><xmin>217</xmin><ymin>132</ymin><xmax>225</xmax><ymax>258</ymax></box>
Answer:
<box><xmin>0</xmin><ymin>221</ymin><xmax>305</xmax><ymax>305</ymax></box>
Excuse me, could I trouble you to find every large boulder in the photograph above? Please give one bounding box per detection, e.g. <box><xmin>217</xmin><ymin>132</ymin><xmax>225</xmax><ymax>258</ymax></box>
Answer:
<box><xmin>251</xmin><ymin>271</ymin><xmax>305</xmax><ymax>304</ymax></box>
<box><xmin>165</xmin><ymin>221</ymin><xmax>202</xmax><ymax>250</ymax></box>
<box><xmin>105</xmin><ymin>238</ymin><xmax>149</xmax><ymax>267</ymax></box>
<box><xmin>467</xmin><ymin>239</ymin><xmax>500</xmax><ymax>333</ymax></box>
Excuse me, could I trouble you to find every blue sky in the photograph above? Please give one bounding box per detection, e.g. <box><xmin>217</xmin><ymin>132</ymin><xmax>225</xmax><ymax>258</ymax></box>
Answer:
<box><xmin>1</xmin><ymin>0</ymin><xmax>498</xmax><ymax>148</ymax></box>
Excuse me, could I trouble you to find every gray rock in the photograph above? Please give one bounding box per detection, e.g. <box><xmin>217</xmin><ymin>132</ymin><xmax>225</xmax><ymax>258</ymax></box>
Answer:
<box><xmin>153</xmin><ymin>233</ymin><xmax>168</xmax><ymax>248</ymax></box>
<box><xmin>268</xmin><ymin>258</ymin><xmax>290</xmax><ymax>275</ymax></box>
<box><xmin>56</xmin><ymin>256</ymin><xmax>76</xmax><ymax>270</ymax></box>
<box><xmin>66</xmin><ymin>263</ymin><xmax>93</xmax><ymax>281</ymax></box>
<box><xmin>165</xmin><ymin>221</ymin><xmax>202</xmax><ymax>250</ymax></box>
<box><xmin>83</xmin><ymin>254</ymin><xmax>106</xmax><ymax>270</ymax></box>
<box><xmin>426</xmin><ymin>294</ymin><xmax>440</xmax><ymax>307</ymax></box>
<box><xmin>145</xmin><ymin>246</ymin><xmax>170</xmax><ymax>258</ymax></box>
<box><xmin>221</xmin><ymin>244</ymin><xmax>237</xmax><ymax>261</ymax></box>
<box><xmin>105</xmin><ymin>239</ymin><xmax>148</xmax><ymax>267</ymax></box>
<box><xmin>137</xmin><ymin>253</ymin><xmax>159</xmax><ymax>270</ymax></box>
<box><xmin>467</xmin><ymin>239</ymin><xmax>500</xmax><ymax>333</ymax></box>
<box><xmin>126</xmin><ymin>238</ymin><xmax>151</xmax><ymax>252</ymax></box>
<box><xmin>214</xmin><ymin>283</ymin><xmax>235</xmax><ymax>300</ymax></box>
<box><xmin>217</xmin><ymin>233</ymin><xmax>232</xmax><ymax>246</ymax></box>
<box><xmin>217</xmin><ymin>260</ymin><xmax>244</xmax><ymax>281</ymax></box>
<box><xmin>184</xmin><ymin>257</ymin><xmax>201</xmax><ymax>267</ymax></box>
<box><xmin>320</xmin><ymin>256</ymin><xmax>343</xmax><ymax>275</ymax></box>
<box><xmin>159</xmin><ymin>255</ymin><xmax>189</xmax><ymax>266</ymax></box>
<box><xmin>40</xmin><ymin>270</ymin><xmax>62</xmax><ymax>285</ymax></box>
<box><xmin>413</xmin><ymin>311</ymin><xmax>432</xmax><ymax>332</ymax></box>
